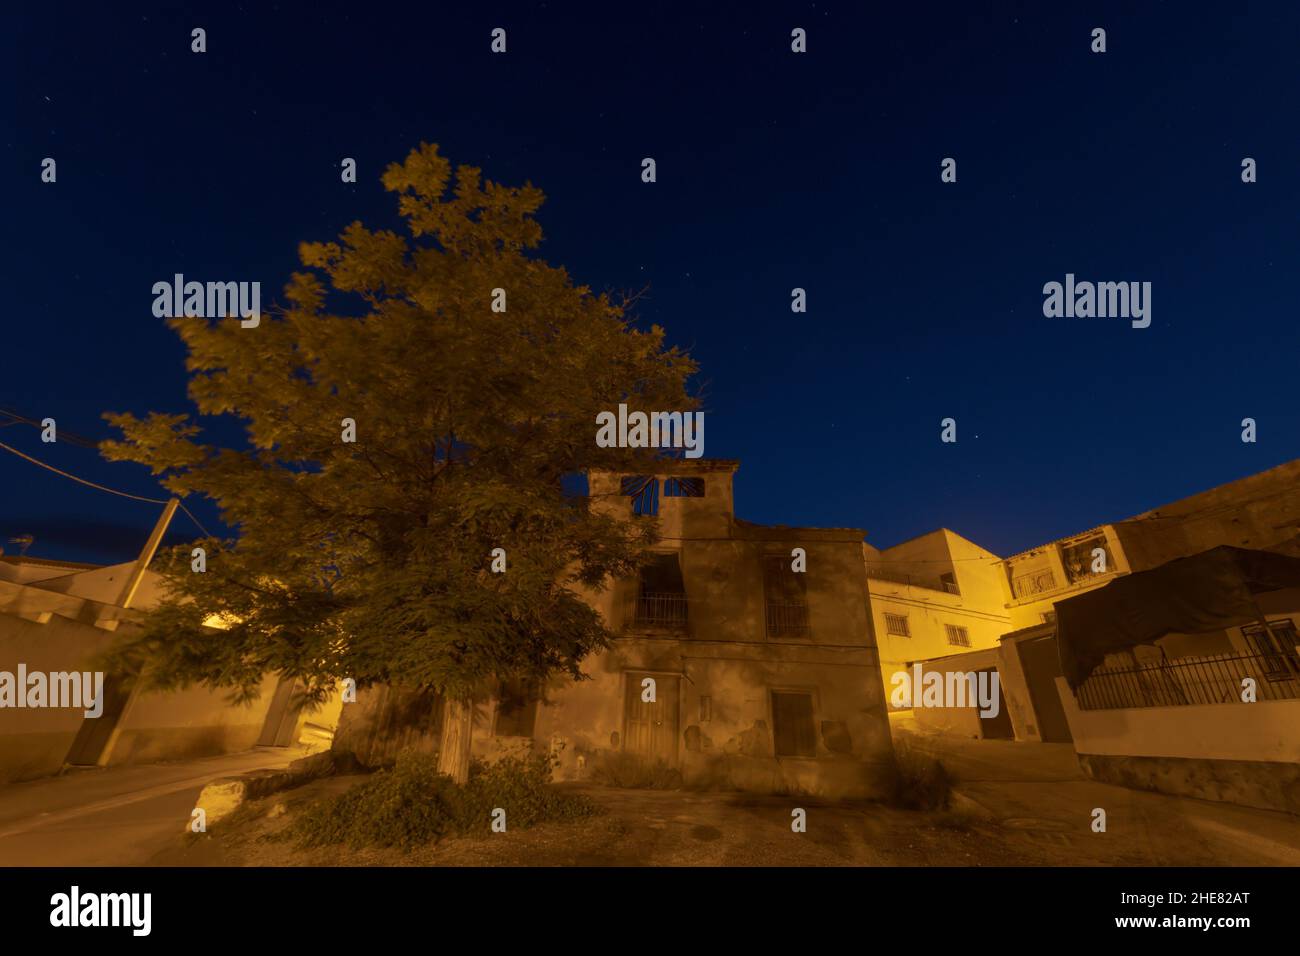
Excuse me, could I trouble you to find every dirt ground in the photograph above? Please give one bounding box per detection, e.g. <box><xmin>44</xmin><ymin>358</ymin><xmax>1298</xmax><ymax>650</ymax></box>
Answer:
<box><xmin>150</xmin><ymin>776</ymin><xmax>1039</xmax><ymax>867</ymax></box>
<box><xmin>147</xmin><ymin>731</ymin><xmax>1300</xmax><ymax>867</ymax></box>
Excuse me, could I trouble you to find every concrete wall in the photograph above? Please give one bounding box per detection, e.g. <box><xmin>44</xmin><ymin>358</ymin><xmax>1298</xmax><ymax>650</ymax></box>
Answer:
<box><xmin>0</xmin><ymin>572</ymin><xmax>334</xmax><ymax>782</ymax></box>
<box><xmin>903</xmin><ymin>647</ymin><xmax>1021</xmax><ymax>740</ymax></box>
<box><xmin>106</xmin><ymin>674</ymin><xmax>280</xmax><ymax>767</ymax></box>
<box><xmin>0</xmin><ymin>613</ymin><xmax>107</xmax><ymax>782</ymax></box>
<box><xmin>1057</xmin><ymin>676</ymin><xmax>1300</xmax><ymax>763</ymax></box>
<box><xmin>1060</xmin><ymin>675</ymin><xmax>1300</xmax><ymax>813</ymax></box>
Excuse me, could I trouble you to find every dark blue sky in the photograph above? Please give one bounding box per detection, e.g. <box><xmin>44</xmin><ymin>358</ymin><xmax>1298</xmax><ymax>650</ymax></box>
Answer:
<box><xmin>7</xmin><ymin>1</ymin><xmax>1299</xmax><ymax>565</ymax></box>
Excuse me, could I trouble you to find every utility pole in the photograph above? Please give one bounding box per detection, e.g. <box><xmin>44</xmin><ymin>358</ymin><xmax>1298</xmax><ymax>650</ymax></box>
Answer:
<box><xmin>75</xmin><ymin>498</ymin><xmax>181</xmax><ymax>769</ymax></box>
<box><xmin>116</xmin><ymin>498</ymin><xmax>179</xmax><ymax>609</ymax></box>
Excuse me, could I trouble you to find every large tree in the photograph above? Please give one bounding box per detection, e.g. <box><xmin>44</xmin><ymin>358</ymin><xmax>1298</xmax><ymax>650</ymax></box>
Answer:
<box><xmin>102</xmin><ymin>143</ymin><xmax>697</xmax><ymax>780</ymax></box>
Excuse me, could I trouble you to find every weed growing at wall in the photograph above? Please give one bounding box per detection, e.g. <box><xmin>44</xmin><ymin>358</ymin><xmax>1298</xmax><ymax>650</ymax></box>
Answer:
<box><xmin>891</xmin><ymin>741</ymin><xmax>951</xmax><ymax>811</ymax></box>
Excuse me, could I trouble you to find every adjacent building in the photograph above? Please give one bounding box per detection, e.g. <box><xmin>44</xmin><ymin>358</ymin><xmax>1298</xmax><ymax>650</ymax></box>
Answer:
<box><xmin>0</xmin><ymin>553</ymin><xmax>338</xmax><ymax>783</ymax></box>
<box><xmin>863</xmin><ymin>529</ymin><xmax>1010</xmax><ymax>713</ymax></box>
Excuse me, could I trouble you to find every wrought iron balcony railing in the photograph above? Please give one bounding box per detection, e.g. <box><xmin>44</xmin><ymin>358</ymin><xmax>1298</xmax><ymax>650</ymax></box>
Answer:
<box><xmin>633</xmin><ymin>591</ymin><xmax>689</xmax><ymax>628</ymax></box>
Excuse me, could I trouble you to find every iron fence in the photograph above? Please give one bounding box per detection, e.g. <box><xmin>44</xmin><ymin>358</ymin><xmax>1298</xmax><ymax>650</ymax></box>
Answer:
<box><xmin>1076</xmin><ymin>649</ymin><xmax>1300</xmax><ymax>710</ymax></box>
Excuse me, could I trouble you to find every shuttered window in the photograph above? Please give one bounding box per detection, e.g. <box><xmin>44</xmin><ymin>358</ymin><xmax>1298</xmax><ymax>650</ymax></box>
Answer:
<box><xmin>771</xmin><ymin>692</ymin><xmax>817</xmax><ymax>757</ymax></box>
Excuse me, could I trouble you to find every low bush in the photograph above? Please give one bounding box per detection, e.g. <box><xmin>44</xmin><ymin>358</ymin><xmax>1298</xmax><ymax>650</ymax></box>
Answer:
<box><xmin>891</xmin><ymin>740</ymin><xmax>951</xmax><ymax>811</ymax></box>
<box><xmin>290</xmin><ymin>750</ymin><xmax>597</xmax><ymax>851</ymax></box>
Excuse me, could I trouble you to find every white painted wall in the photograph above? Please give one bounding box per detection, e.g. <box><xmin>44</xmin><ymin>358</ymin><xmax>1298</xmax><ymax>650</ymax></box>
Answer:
<box><xmin>1057</xmin><ymin>676</ymin><xmax>1300</xmax><ymax>763</ymax></box>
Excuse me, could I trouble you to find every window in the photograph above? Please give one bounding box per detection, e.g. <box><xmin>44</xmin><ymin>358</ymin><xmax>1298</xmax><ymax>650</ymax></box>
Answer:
<box><xmin>945</xmin><ymin>624</ymin><xmax>972</xmax><ymax>647</ymax></box>
<box><xmin>663</xmin><ymin>476</ymin><xmax>704</xmax><ymax>497</ymax></box>
<box><xmin>621</xmin><ymin>475</ymin><xmax>659</xmax><ymax>516</ymax></box>
<box><xmin>494</xmin><ymin>679</ymin><xmax>539</xmax><ymax>737</ymax></box>
<box><xmin>884</xmin><ymin>612</ymin><xmax>910</xmax><ymax>637</ymax></box>
<box><xmin>1062</xmin><ymin>535</ymin><xmax>1112</xmax><ymax>584</ymax></box>
<box><xmin>634</xmin><ymin>552</ymin><xmax>688</xmax><ymax>627</ymax></box>
<box><xmin>771</xmin><ymin>692</ymin><xmax>817</xmax><ymax>757</ymax></box>
<box><xmin>763</xmin><ymin>555</ymin><xmax>809</xmax><ymax>637</ymax></box>
<box><xmin>1242</xmin><ymin>620</ymin><xmax>1300</xmax><ymax>682</ymax></box>
<box><xmin>939</xmin><ymin>572</ymin><xmax>959</xmax><ymax>595</ymax></box>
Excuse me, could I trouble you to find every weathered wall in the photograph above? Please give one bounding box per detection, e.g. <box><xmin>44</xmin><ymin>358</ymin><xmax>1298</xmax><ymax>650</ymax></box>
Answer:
<box><xmin>1078</xmin><ymin>753</ymin><xmax>1300</xmax><ymax>815</ymax></box>
<box><xmin>536</xmin><ymin>639</ymin><xmax>891</xmax><ymax>798</ymax></box>
<box><xmin>107</xmin><ymin>674</ymin><xmax>280</xmax><ymax>767</ymax></box>
<box><xmin>1116</xmin><ymin>459</ymin><xmax>1300</xmax><ymax>571</ymax></box>
<box><xmin>0</xmin><ymin>613</ymin><xmax>106</xmax><ymax>781</ymax></box>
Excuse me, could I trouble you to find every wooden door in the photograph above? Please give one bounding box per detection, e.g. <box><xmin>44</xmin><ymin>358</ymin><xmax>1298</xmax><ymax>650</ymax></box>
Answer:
<box><xmin>623</xmin><ymin>673</ymin><xmax>680</xmax><ymax>762</ymax></box>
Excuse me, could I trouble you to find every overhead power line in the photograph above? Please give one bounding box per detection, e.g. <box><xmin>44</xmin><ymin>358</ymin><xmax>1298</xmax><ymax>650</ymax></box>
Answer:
<box><xmin>0</xmin><ymin>438</ymin><xmax>213</xmax><ymax>538</ymax></box>
<box><xmin>0</xmin><ymin>407</ymin><xmax>101</xmax><ymax>449</ymax></box>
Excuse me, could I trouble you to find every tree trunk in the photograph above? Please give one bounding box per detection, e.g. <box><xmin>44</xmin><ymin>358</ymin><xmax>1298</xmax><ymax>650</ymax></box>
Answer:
<box><xmin>438</xmin><ymin>696</ymin><xmax>474</xmax><ymax>784</ymax></box>
<box><xmin>331</xmin><ymin>684</ymin><xmax>441</xmax><ymax>768</ymax></box>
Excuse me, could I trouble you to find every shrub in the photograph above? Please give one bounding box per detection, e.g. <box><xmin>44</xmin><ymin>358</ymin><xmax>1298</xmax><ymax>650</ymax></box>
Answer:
<box><xmin>891</xmin><ymin>740</ymin><xmax>951</xmax><ymax>811</ymax></box>
<box><xmin>290</xmin><ymin>750</ymin><xmax>597</xmax><ymax>851</ymax></box>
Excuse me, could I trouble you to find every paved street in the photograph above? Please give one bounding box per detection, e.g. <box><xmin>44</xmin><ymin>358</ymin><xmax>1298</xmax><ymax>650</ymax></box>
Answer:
<box><xmin>0</xmin><ymin>749</ymin><xmax>302</xmax><ymax>866</ymax></box>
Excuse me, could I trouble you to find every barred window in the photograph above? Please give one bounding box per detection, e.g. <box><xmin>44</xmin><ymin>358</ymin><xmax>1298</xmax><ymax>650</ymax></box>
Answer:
<box><xmin>663</xmin><ymin>476</ymin><xmax>704</xmax><ymax>497</ymax></box>
<box><xmin>763</xmin><ymin>555</ymin><xmax>810</xmax><ymax>637</ymax></box>
<box><xmin>945</xmin><ymin>624</ymin><xmax>972</xmax><ymax>647</ymax></box>
<box><xmin>620</xmin><ymin>475</ymin><xmax>659</xmax><ymax>516</ymax></box>
<box><xmin>1242</xmin><ymin>620</ymin><xmax>1300</xmax><ymax>682</ymax></box>
<box><xmin>884</xmin><ymin>612</ymin><xmax>910</xmax><ymax>637</ymax></box>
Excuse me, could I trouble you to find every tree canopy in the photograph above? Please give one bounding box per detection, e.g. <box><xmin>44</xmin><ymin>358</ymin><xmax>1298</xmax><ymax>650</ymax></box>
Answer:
<box><xmin>102</xmin><ymin>143</ymin><xmax>698</xmax><ymax>707</ymax></box>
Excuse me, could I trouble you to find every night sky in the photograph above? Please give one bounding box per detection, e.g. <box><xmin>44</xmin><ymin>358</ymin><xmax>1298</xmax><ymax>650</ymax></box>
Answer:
<box><xmin>7</xmin><ymin>2</ymin><xmax>1299</xmax><ymax>566</ymax></box>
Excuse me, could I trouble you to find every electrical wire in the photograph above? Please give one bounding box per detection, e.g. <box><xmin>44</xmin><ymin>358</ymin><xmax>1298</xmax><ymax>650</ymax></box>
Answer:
<box><xmin>0</xmin><ymin>438</ymin><xmax>213</xmax><ymax>537</ymax></box>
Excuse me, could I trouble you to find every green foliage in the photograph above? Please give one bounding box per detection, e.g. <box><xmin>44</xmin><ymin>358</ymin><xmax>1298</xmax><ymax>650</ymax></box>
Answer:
<box><xmin>99</xmin><ymin>143</ymin><xmax>697</xmax><ymax>702</ymax></box>
<box><xmin>588</xmin><ymin>751</ymin><xmax>683</xmax><ymax>790</ymax></box>
<box><xmin>291</xmin><ymin>749</ymin><xmax>597</xmax><ymax>851</ymax></box>
<box><xmin>891</xmin><ymin>740</ymin><xmax>951</xmax><ymax>811</ymax></box>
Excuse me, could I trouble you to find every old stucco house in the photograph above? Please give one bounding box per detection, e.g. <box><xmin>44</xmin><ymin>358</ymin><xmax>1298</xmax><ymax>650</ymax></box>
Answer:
<box><xmin>521</xmin><ymin>460</ymin><xmax>896</xmax><ymax>797</ymax></box>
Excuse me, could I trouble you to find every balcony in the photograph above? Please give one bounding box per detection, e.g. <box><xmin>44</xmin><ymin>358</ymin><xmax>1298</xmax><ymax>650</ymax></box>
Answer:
<box><xmin>866</xmin><ymin>567</ymin><xmax>961</xmax><ymax>595</ymax></box>
<box><xmin>633</xmin><ymin>591</ymin><xmax>689</xmax><ymax>629</ymax></box>
<box><xmin>1010</xmin><ymin>568</ymin><xmax>1057</xmax><ymax>600</ymax></box>
<box><xmin>765</xmin><ymin>600</ymin><xmax>810</xmax><ymax>638</ymax></box>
